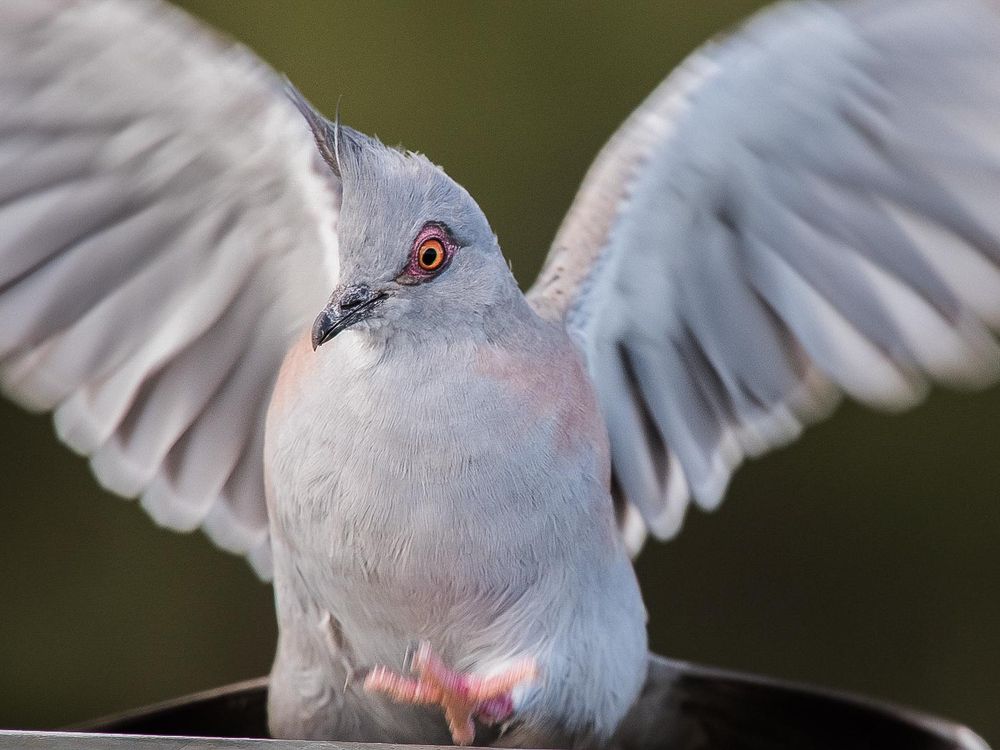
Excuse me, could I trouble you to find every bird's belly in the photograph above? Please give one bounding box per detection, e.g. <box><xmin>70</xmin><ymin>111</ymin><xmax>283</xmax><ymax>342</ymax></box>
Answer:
<box><xmin>269</xmin><ymin>388</ymin><xmax>579</xmax><ymax>654</ymax></box>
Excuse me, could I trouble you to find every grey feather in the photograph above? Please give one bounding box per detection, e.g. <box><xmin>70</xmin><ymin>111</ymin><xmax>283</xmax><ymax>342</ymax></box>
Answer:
<box><xmin>0</xmin><ymin>0</ymin><xmax>341</xmax><ymax>578</ymax></box>
<box><xmin>529</xmin><ymin>0</ymin><xmax>1000</xmax><ymax>539</ymax></box>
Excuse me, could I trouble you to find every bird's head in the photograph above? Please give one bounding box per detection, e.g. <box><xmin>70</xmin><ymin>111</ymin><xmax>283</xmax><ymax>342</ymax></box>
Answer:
<box><xmin>289</xmin><ymin>89</ymin><xmax>515</xmax><ymax>350</ymax></box>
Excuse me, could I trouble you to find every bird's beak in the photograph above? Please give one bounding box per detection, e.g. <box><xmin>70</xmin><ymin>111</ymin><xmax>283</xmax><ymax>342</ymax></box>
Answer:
<box><xmin>311</xmin><ymin>284</ymin><xmax>389</xmax><ymax>350</ymax></box>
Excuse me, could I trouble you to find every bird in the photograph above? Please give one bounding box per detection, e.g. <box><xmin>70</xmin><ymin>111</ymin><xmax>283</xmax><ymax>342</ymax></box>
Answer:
<box><xmin>2</xmin><ymin>0</ymin><xmax>1000</xmax><ymax>746</ymax></box>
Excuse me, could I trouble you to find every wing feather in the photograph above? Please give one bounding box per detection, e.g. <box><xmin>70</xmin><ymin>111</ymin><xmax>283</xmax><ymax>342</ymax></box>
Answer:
<box><xmin>528</xmin><ymin>0</ymin><xmax>1000</xmax><ymax>541</ymax></box>
<box><xmin>0</xmin><ymin>0</ymin><xmax>340</xmax><ymax>578</ymax></box>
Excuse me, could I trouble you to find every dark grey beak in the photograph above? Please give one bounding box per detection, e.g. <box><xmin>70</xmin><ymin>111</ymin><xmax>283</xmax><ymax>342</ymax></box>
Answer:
<box><xmin>311</xmin><ymin>284</ymin><xmax>388</xmax><ymax>350</ymax></box>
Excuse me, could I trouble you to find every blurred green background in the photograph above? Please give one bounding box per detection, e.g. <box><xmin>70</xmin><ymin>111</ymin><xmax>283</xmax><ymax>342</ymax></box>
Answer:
<box><xmin>1</xmin><ymin>0</ymin><xmax>998</xmax><ymax>745</ymax></box>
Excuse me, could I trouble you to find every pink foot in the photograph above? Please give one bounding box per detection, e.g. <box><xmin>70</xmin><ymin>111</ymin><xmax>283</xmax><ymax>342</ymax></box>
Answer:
<box><xmin>364</xmin><ymin>642</ymin><xmax>538</xmax><ymax>745</ymax></box>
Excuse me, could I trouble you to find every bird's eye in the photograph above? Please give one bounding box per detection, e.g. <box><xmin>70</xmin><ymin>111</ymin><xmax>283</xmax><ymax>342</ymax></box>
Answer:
<box><xmin>399</xmin><ymin>223</ymin><xmax>455</xmax><ymax>284</ymax></box>
<box><xmin>417</xmin><ymin>238</ymin><xmax>445</xmax><ymax>271</ymax></box>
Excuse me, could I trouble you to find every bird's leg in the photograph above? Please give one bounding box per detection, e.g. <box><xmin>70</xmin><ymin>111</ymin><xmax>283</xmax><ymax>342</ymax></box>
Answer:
<box><xmin>364</xmin><ymin>641</ymin><xmax>538</xmax><ymax>746</ymax></box>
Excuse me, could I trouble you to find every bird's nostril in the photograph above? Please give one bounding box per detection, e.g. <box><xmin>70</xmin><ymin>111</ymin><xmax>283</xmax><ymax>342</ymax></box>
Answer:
<box><xmin>338</xmin><ymin>285</ymin><xmax>372</xmax><ymax>311</ymax></box>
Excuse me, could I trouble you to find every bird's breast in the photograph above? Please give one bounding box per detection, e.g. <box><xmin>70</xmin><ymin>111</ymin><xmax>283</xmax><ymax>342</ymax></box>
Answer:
<box><xmin>265</xmin><ymin>327</ymin><xmax>615</xmax><ymax>604</ymax></box>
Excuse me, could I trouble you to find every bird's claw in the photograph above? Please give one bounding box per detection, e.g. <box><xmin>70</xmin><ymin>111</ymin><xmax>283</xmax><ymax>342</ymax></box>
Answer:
<box><xmin>363</xmin><ymin>641</ymin><xmax>538</xmax><ymax>746</ymax></box>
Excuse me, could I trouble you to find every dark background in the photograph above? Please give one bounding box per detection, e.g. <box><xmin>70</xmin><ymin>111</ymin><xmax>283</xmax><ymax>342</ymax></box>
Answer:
<box><xmin>1</xmin><ymin>1</ymin><xmax>998</xmax><ymax>745</ymax></box>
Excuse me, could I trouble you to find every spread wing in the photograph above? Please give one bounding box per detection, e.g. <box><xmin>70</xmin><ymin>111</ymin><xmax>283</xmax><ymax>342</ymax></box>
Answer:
<box><xmin>0</xmin><ymin>0</ymin><xmax>341</xmax><ymax>578</ymax></box>
<box><xmin>528</xmin><ymin>0</ymin><xmax>1000</xmax><ymax>544</ymax></box>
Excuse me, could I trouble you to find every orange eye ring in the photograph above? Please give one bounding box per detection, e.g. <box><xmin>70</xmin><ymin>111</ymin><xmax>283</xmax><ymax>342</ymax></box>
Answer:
<box><xmin>417</xmin><ymin>238</ymin><xmax>446</xmax><ymax>271</ymax></box>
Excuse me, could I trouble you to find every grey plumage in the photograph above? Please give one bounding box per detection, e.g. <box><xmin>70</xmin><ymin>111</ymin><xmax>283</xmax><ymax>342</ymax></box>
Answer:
<box><xmin>1</xmin><ymin>0</ymin><xmax>1000</xmax><ymax>746</ymax></box>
